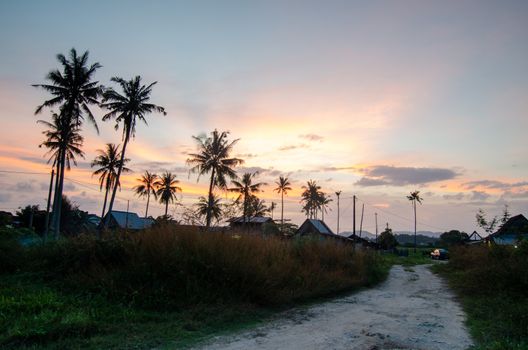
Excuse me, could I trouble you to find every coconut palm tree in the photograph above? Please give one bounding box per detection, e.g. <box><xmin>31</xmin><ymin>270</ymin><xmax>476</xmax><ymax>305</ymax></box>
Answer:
<box><xmin>269</xmin><ymin>201</ymin><xmax>277</xmax><ymax>219</ymax></box>
<box><xmin>39</xmin><ymin>113</ymin><xmax>85</xmax><ymax>238</ymax></box>
<box><xmin>101</xmin><ymin>76</ymin><xmax>166</xmax><ymax>227</ymax></box>
<box><xmin>301</xmin><ymin>180</ymin><xmax>322</xmax><ymax>219</ymax></box>
<box><xmin>407</xmin><ymin>190</ymin><xmax>423</xmax><ymax>253</ymax></box>
<box><xmin>91</xmin><ymin>143</ymin><xmax>130</xmax><ymax>220</ymax></box>
<box><xmin>229</xmin><ymin>172</ymin><xmax>266</xmax><ymax>224</ymax></box>
<box><xmin>274</xmin><ymin>176</ymin><xmax>292</xmax><ymax>229</ymax></box>
<box><xmin>133</xmin><ymin>171</ymin><xmax>158</xmax><ymax>218</ymax></box>
<box><xmin>249</xmin><ymin>196</ymin><xmax>269</xmax><ymax>217</ymax></box>
<box><xmin>195</xmin><ymin>194</ymin><xmax>223</xmax><ymax>225</ymax></box>
<box><xmin>34</xmin><ymin>48</ymin><xmax>102</xmax><ymax>235</ymax></box>
<box><xmin>155</xmin><ymin>172</ymin><xmax>182</xmax><ymax>216</ymax></box>
<box><xmin>187</xmin><ymin>130</ymin><xmax>243</xmax><ymax>228</ymax></box>
<box><xmin>319</xmin><ymin>193</ymin><xmax>333</xmax><ymax>221</ymax></box>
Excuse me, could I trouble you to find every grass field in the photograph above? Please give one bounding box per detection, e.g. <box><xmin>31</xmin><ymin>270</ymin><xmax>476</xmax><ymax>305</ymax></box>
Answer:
<box><xmin>0</xmin><ymin>226</ymin><xmax>388</xmax><ymax>349</ymax></box>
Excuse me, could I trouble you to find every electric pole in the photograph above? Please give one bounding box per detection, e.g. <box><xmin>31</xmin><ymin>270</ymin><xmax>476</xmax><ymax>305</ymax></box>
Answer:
<box><xmin>375</xmin><ymin>212</ymin><xmax>378</xmax><ymax>243</ymax></box>
<box><xmin>353</xmin><ymin>195</ymin><xmax>356</xmax><ymax>238</ymax></box>
<box><xmin>359</xmin><ymin>203</ymin><xmax>364</xmax><ymax>238</ymax></box>
<box><xmin>335</xmin><ymin>191</ymin><xmax>341</xmax><ymax>234</ymax></box>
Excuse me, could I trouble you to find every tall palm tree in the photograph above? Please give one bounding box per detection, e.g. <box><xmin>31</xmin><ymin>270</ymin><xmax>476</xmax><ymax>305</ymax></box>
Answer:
<box><xmin>301</xmin><ymin>180</ymin><xmax>322</xmax><ymax>219</ymax></box>
<box><xmin>196</xmin><ymin>194</ymin><xmax>223</xmax><ymax>225</ymax></box>
<box><xmin>34</xmin><ymin>48</ymin><xmax>102</xmax><ymax>235</ymax></box>
<box><xmin>274</xmin><ymin>176</ymin><xmax>292</xmax><ymax>229</ymax></box>
<box><xmin>320</xmin><ymin>193</ymin><xmax>333</xmax><ymax>222</ymax></box>
<box><xmin>101</xmin><ymin>76</ymin><xmax>166</xmax><ymax>227</ymax></box>
<box><xmin>91</xmin><ymin>143</ymin><xmax>130</xmax><ymax>219</ymax></box>
<box><xmin>335</xmin><ymin>190</ymin><xmax>342</xmax><ymax>234</ymax></box>
<box><xmin>155</xmin><ymin>172</ymin><xmax>182</xmax><ymax>216</ymax></box>
<box><xmin>229</xmin><ymin>172</ymin><xmax>266</xmax><ymax>224</ymax></box>
<box><xmin>187</xmin><ymin>130</ymin><xmax>244</xmax><ymax>228</ymax></box>
<box><xmin>407</xmin><ymin>190</ymin><xmax>423</xmax><ymax>253</ymax></box>
<box><xmin>38</xmin><ymin>113</ymin><xmax>85</xmax><ymax>238</ymax></box>
<box><xmin>133</xmin><ymin>171</ymin><xmax>158</xmax><ymax>218</ymax></box>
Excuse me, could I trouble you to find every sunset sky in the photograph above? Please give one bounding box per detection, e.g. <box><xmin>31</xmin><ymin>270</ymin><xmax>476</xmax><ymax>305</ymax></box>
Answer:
<box><xmin>1</xmin><ymin>0</ymin><xmax>527</xmax><ymax>234</ymax></box>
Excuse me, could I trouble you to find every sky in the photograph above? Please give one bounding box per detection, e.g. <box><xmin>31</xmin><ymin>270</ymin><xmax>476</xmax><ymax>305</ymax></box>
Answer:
<box><xmin>0</xmin><ymin>0</ymin><xmax>527</xmax><ymax>235</ymax></box>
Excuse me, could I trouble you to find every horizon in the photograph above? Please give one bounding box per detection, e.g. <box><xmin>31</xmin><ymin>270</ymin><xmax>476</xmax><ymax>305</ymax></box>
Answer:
<box><xmin>1</xmin><ymin>0</ymin><xmax>528</xmax><ymax>234</ymax></box>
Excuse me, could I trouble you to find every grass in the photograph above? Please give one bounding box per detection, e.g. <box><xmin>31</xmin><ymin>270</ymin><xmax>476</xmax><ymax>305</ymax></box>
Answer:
<box><xmin>433</xmin><ymin>242</ymin><xmax>528</xmax><ymax>350</ymax></box>
<box><xmin>380</xmin><ymin>247</ymin><xmax>433</xmax><ymax>267</ymax></box>
<box><xmin>0</xmin><ymin>226</ymin><xmax>387</xmax><ymax>349</ymax></box>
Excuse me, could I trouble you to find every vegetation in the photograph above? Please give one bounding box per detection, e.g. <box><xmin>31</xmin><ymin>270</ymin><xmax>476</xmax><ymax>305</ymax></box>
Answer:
<box><xmin>406</xmin><ymin>190</ymin><xmax>423</xmax><ymax>252</ymax></box>
<box><xmin>439</xmin><ymin>230</ymin><xmax>468</xmax><ymax>246</ymax></box>
<box><xmin>0</xmin><ymin>226</ymin><xmax>386</xmax><ymax>349</ymax></box>
<box><xmin>155</xmin><ymin>172</ymin><xmax>182</xmax><ymax>216</ymax></box>
<box><xmin>434</xmin><ymin>244</ymin><xmax>528</xmax><ymax>349</ymax></box>
<box><xmin>101</xmin><ymin>76</ymin><xmax>166</xmax><ymax>228</ymax></box>
<box><xmin>133</xmin><ymin>171</ymin><xmax>159</xmax><ymax>218</ymax></box>
<box><xmin>229</xmin><ymin>172</ymin><xmax>266</xmax><ymax>222</ymax></box>
<box><xmin>274</xmin><ymin>176</ymin><xmax>292</xmax><ymax>229</ymax></box>
<box><xmin>378</xmin><ymin>224</ymin><xmax>398</xmax><ymax>250</ymax></box>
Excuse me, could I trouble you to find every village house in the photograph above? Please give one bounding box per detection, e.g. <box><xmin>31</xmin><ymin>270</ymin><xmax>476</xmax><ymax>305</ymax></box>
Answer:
<box><xmin>486</xmin><ymin>214</ymin><xmax>528</xmax><ymax>245</ymax></box>
<box><xmin>103</xmin><ymin>210</ymin><xmax>154</xmax><ymax>230</ymax></box>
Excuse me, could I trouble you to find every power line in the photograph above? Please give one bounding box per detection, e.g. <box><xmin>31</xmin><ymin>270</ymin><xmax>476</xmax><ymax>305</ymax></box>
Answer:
<box><xmin>0</xmin><ymin>169</ymin><xmax>49</xmax><ymax>175</ymax></box>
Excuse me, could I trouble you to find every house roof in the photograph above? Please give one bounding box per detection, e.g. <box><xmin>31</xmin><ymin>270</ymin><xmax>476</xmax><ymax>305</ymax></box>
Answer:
<box><xmin>467</xmin><ymin>231</ymin><xmax>483</xmax><ymax>241</ymax></box>
<box><xmin>489</xmin><ymin>214</ymin><xmax>528</xmax><ymax>239</ymax></box>
<box><xmin>228</xmin><ymin>216</ymin><xmax>274</xmax><ymax>224</ymax></box>
<box><xmin>106</xmin><ymin>210</ymin><xmax>154</xmax><ymax>230</ymax></box>
<box><xmin>296</xmin><ymin>219</ymin><xmax>335</xmax><ymax>236</ymax></box>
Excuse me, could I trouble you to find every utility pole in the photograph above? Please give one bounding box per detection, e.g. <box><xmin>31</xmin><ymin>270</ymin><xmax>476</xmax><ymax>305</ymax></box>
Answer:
<box><xmin>353</xmin><ymin>195</ymin><xmax>356</xmax><ymax>238</ymax></box>
<box><xmin>335</xmin><ymin>191</ymin><xmax>341</xmax><ymax>234</ymax></box>
<box><xmin>375</xmin><ymin>212</ymin><xmax>378</xmax><ymax>243</ymax></box>
<box><xmin>44</xmin><ymin>169</ymin><xmax>55</xmax><ymax>241</ymax></box>
<box><xmin>359</xmin><ymin>203</ymin><xmax>364</xmax><ymax>238</ymax></box>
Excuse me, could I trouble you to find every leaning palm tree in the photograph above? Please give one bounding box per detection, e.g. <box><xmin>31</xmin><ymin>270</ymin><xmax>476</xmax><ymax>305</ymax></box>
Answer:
<box><xmin>274</xmin><ymin>176</ymin><xmax>292</xmax><ymax>229</ymax></box>
<box><xmin>38</xmin><ymin>113</ymin><xmax>85</xmax><ymax>238</ymax></box>
<box><xmin>34</xmin><ymin>48</ymin><xmax>102</xmax><ymax>235</ymax></box>
<box><xmin>407</xmin><ymin>190</ymin><xmax>423</xmax><ymax>253</ymax></box>
<box><xmin>195</xmin><ymin>194</ymin><xmax>223</xmax><ymax>225</ymax></box>
<box><xmin>228</xmin><ymin>172</ymin><xmax>266</xmax><ymax>224</ymax></box>
<box><xmin>187</xmin><ymin>130</ymin><xmax>244</xmax><ymax>228</ymax></box>
<box><xmin>155</xmin><ymin>172</ymin><xmax>182</xmax><ymax>216</ymax></box>
<box><xmin>101</xmin><ymin>76</ymin><xmax>166</xmax><ymax>227</ymax></box>
<box><xmin>91</xmin><ymin>143</ymin><xmax>130</xmax><ymax>219</ymax></box>
<box><xmin>133</xmin><ymin>171</ymin><xmax>158</xmax><ymax>218</ymax></box>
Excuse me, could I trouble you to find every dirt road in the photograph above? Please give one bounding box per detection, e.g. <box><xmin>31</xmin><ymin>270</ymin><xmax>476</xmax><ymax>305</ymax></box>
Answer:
<box><xmin>195</xmin><ymin>265</ymin><xmax>473</xmax><ymax>350</ymax></box>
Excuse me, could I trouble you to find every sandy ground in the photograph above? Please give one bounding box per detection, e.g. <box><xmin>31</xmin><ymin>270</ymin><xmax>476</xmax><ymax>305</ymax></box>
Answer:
<box><xmin>195</xmin><ymin>264</ymin><xmax>473</xmax><ymax>350</ymax></box>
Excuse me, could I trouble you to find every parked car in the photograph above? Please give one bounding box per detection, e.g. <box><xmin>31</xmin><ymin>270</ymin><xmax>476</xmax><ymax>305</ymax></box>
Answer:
<box><xmin>430</xmin><ymin>248</ymin><xmax>449</xmax><ymax>260</ymax></box>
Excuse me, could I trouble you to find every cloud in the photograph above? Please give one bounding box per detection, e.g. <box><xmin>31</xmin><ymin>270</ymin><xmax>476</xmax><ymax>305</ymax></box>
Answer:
<box><xmin>0</xmin><ymin>192</ymin><xmax>12</xmax><ymax>202</ymax></box>
<box><xmin>463</xmin><ymin>180</ymin><xmax>528</xmax><ymax>190</ymax></box>
<box><xmin>238</xmin><ymin>166</ymin><xmax>281</xmax><ymax>177</ymax></box>
<box><xmin>299</xmin><ymin>134</ymin><xmax>324</xmax><ymax>142</ymax></box>
<box><xmin>470</xmin><ymin>191</ymin><xmax>490</xmax><ymax>201</ymax></box>
<box><xmin>443</xmin><ymin>192</ymin><xmax>465</xmax><ymax>201</ymax></box>
<box><xmin>15</xmin><ymin>181</ymin><xmax>35</xmax><ymax>192</ymax></box>
<box><xmin>355</xmin><ymin>165</ymin><xmax>458</xmax><ymax>186</ymax></box>
<box><xmin>132</xmin><ymin>161</ymin><xmax>188</xmax><ymax>174</ymax></box>
<box><xmin>278</xmin><ymin>144</ymin><xmax>308</xmax><ymax>151</ymax></box>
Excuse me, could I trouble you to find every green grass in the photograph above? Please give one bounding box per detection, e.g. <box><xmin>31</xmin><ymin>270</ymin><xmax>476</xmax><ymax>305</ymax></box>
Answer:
<box><xmin>433</xmin><ymin>243</ymin><xmax>528</xmax><ymax>350</ymax></box>
<box><xmin>380</xmin><ymin>247</ymin><xmax>433</xmax><ymax>267</ymax></box>
<box><xmin>1</xmin><ymin>226</ymin><xmax>388</xmax><ymax>349</ymax></box>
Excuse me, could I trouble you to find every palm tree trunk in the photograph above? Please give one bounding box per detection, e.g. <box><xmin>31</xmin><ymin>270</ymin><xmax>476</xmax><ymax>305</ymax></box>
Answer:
<box><xmin>53</xmin><ymin>148</ymin><xmax>66</xmax><ymax>238</ymax></box>
<box><xmin>414</xmin><ymin>201</ymin><xmax>417</xmax><ymax>253</ymax></box>
<box><xmin>145</xmin><ymin>191</ymin><xmax>150</xmax><ymax>218</ymax></box>
<box><xmin>281</xmin><ymin>192</ymin><xmax>284</xmax><ymax>232</ymax></box>
<box><xmin>101</xmin><ymin>178</ymin><xmax>110</xmax><ymax>219</ymax></box>
<box><xmin>206</xmin><ymin>168</ymin><xmax>215</xmax><ymax>228</ymax></box>
<box><xmin>165</xmin><ymin>200</ymin><xmax>168</xmax><ymax>216</ymax></box>
<box><xmin>104</xmin><ymin>134</ymin><xmax>129</xmax><ymax>229</ymax></box>
<box><xmin>49</xmin><ymin>159</ymin><xmax>61</xmax><ymax>238</ymax></box>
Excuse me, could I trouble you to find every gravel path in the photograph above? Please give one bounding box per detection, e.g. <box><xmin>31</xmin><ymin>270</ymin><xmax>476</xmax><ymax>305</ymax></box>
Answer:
<box><xmin>195</xmin><ymin>264</ymin><xmax>473</xmax><ymax>350</ymax></box>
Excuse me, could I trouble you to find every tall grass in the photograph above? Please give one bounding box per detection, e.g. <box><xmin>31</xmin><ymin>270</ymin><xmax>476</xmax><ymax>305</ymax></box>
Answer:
<box><xmin>26</xmin><ymin>225</ymin><xmax>385</xmax><ymax>308</ymax></box>
<box><xmin>435</xmin><ymin>242</ymin><xmax>528</xmax><ymax>349</ymax></box>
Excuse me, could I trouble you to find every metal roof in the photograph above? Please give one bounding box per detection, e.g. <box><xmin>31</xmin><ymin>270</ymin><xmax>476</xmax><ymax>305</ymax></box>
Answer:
<box><xmin>228</xmin><ymin>216</ymin><xmax>273</xmax><ymax>224</ymax></box>
<box><xmin>108</xmin><ymin>210</ymin><xmax>154</xmax><ymax>230</ymax></box>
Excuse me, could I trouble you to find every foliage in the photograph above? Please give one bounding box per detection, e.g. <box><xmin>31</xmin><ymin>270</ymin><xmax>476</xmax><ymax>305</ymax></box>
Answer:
<box><xmin>133</xmin><ymin>171</ymin><xmax>158</xmax><ymax>218</ymax></box>
<box><xmin>154</xmin><ymin>172</ymin><xmax>182</xmax><ymax>215</ymax></box>
<box><xmin>439</xmin><ymin>230</ymin><xmax>469</xmax><ymax>246</ymax></box>
<box><xmin>476</xmin><ymin>205</ymin><xmax>510</xmax><ymax>235</ymax></box>
<box><xmin>15</xmin><ymin>205</ymin><xmax>47</xmax><ymax>233</ymax></box>
<box><xmin>229</xmin><ymin>172</ymin><xmax>266</xmax><ymax>221</ymax></box>
<box><xmin>434</xmin><ymin>243</ymin><xmax>528</xmax><ymax>348</ymax></box>
<box><xmin>378</xmin><ymin>225</ymin><xmax>398</xmax><ymax>249</ymax></box>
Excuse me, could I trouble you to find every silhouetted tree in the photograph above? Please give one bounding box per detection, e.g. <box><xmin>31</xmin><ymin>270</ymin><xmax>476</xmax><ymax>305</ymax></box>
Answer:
<box><xmin>187</xmin><ymin>130</ymin><xmax>243</xmax><ymax>228</ymax></box>
<box><xmin>133</xmin><ymin>171</ymin><xmax>158</xmax><ymax>218</ymax></box>
<box><xmin>440</xmin><ymin>230</ymin><xmax>469</xmax><ymax>246</ymax></box>
<box><xmin>378</xmin><ymin>224</ymin><xmax>398</xmax><ymax>250</ymax></box>
<box><xmin>274</xmin><ymin>176</ymin><xmax>292</xmax><ymax>229</ymax></box>
<box><xmin>229</xmin><ymin>172</ymin><xmax>266</xmax><ymax>224</ymax></box>
<box><xmin>155</xmin><ymin>172</ymin><xmax>182</xmax><ymax>216</ymax></box>
<box><xmin>101</xmin><ymin>76</ymin><xmax>165</xmax><ymax>227</ymax></box>
<box><xmin>34</xmin><ymin>48</ymin><xmax>102</xmax><ymax>236</ymax></box>
<box><xmin>407</xmin><ymin>190</ymin><xmax>423</xmax><ymax>252</ymax></box>
<box><xmin>91</xmin><ymin>143</ymin><xmax>130</xmax><ymax>220</ymax></box>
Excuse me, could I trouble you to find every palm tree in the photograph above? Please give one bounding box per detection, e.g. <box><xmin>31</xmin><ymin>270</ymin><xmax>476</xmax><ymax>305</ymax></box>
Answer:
<box><xmin>133</xmin><ymin>171</ymin><xmax>158</xmax><ymax>218</ymax></box>
<box><xmin>187</xmin><ymin>130</ymin><xmax>244</xmax><ymax>228</ymax></box>
<box><xmin>269</xmin><ymin>201</ymin><xmax>277</xmax><ymax>219</ymax></box>
<box><xmin>301</xmin><ymin>180</ymin><xmax>322</xmax><ymax>219</ymax></box>
<box><xmin>407</xmin><ymin>190</ymin><xmax>423</xmax><ymax>253</ymax></box>
<box><xmin>274</xmin><ymin>176</ymin><xmax>292</xmax><ymax>229</ymax></box>
<box><xmin>91</xmin><ymin>143</ymin><xmax>130</xmax><ymax>220</ymax></box>
<box><xmin>249</xmin><ymin>196</ymin><xmax>269</xmax><ymax>217</ymax></box>
<box><xmin>229</xmin><ymin>172</ymin><xmax>266</xmax><ymax>224</ymax></box>
<box><xmin>155</xmin><ymin>172</ymin><xmax>182</xmax><ymax>216</ymax></box>
<box><xmin>39</xmin><ymin>113</ymin><xmax>85</xmax><ymax>238</ymax></box>
<box><xmin>196</xmin><ymin>194</ymin><xmax>223</xmax><ymax>225</ymax></box>
<box><xmin>101</xmin><ymin>76</ymin><xmax>166</xmax><ymax>227</ymax></box>
<box><xmin>34</xmin><ymin>48</ymin><xmax>102</xmax><ymax>235</ymax></box>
